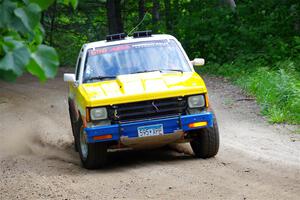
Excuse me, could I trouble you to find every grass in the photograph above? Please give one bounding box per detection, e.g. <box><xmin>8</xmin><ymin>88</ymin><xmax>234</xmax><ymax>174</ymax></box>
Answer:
<box><xmin>197</xmin><ymin>60</ymin><xmax>300</xmax><ymax>124</ymax></box>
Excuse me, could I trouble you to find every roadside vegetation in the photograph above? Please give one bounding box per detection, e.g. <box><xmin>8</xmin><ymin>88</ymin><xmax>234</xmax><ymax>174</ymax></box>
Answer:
<box><xmin>1</xmin><ymin>0</ymin><xmax>299</xmax><ymax>124</ymax></box>
<box><xmin>199</xmin><ymin>61</ymin><xmax>300</xmax><ymax>124</ymax></box>
<box><xmin>193</xmin><ymin>1</ymin><xmax>300</xmax><ymax>124</ymax></box>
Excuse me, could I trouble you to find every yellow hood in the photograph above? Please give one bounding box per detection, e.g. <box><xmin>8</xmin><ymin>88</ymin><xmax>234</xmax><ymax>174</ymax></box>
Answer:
<box><xmin>79</xmin><ymin>72</ymin><xmax>207</xmax><ymax>107</ymax></box>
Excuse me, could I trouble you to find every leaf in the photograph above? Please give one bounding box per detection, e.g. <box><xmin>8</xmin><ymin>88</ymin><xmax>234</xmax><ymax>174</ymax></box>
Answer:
<box><xmin>29</xmin><ymin>0</ymin><xmax>55</xmax><ymax>10</ymax></box>
<box><xmin>30</xmin><ymin>45</ymin><xmax>59</xmax><ymax>78</ymax></box>
<box><xmin>2</xmin><ymin>36</ymin><xmax>24</xmax><ymax>52</ymax></box>
<box><xmin>0</xmin><ymin>37</ymin><xmax>30</xmax><ymax>77</ymax></box>
<box><xmin>0</xmin><ymin>46</ymin><xmax>30</xmax><ymax>76</ymax></box>
<box><xmin>9</xmin><ymin>15</ymin><xmax>29</xmax><ymax>35</ymax></box>
<box><xmin>0</xmin><ymin>0</ymin><xmax>17</xmax><ymax>28</ymax></box>
<box><xmin>26</xmin><ymin>58</ymin><xmax>47</xmax><ymax>81</ymax></box>
<box><xmin>14</xmin><ymin>3</ymin><xmax>41</xmax><ymax>32</ymax></box>
<box><xmin>32</xmin><ymin>25</ymin><xmax>45</xmax><ymax>45</ymax></box>
<box><xmin>0</xmin><ymin>1</ymin><xmax>28</xmax><ymax>34</ymax></box>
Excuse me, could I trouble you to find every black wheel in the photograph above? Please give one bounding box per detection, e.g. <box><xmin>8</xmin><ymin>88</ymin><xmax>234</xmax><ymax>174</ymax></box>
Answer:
<box><xmin>190</xmin><ymin>119</ymin><xmax>219</xmax><ymax>158</ymax></box>
<box><xmin>76</xmin><ymin>121</ymin><xmax>108</xmax><ymax>169</ymax></box>
<box><xmin>69</xmin><ymin>107</ymin><xmax>79</xmax><ymax>152</ymax></box>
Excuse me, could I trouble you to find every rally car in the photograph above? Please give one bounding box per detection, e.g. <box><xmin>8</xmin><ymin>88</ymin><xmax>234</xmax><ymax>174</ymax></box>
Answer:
<box><xmin>64</xmin><ymin>31</ymin><xmax>219</xmax><ymax>169</ymax></box>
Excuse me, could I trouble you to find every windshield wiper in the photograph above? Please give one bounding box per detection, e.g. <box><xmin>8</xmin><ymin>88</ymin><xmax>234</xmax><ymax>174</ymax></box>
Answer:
<box><xmin>133</xmin><ymin>70</ymin><xmax>160</xmax><ymax>74</ymax></box>
<box><xmin>161</xmin><ymin>69</ymin><xmax>183</xmax><ymax>73</ymax></box>
<box><xmin>85</xmin><ymin>75</ymin><xmax>116</xmax><ymax>81</ymax></box>
<box><xmin>131</xmin><ymin>69</ymin><xmax>183</xmax><ymax>75</ymax></box>
<box><xmin>133</xmin><ymin>69</ymin><xmax>183</xmax><ymax>74</ymax></box>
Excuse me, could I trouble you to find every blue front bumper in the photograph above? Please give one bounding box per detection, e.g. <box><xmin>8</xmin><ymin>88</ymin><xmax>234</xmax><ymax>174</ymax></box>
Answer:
<box><xmin>85</xmin><ymin>112</ymin><xmax>214</xmax><ymax>143</ymax></box>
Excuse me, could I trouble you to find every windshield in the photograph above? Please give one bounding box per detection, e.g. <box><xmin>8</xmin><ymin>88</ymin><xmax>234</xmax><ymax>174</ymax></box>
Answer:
<box><xmin>83</xmin><ymin>39</ymin><xmax>191</xmax><ymax>83</ymax></box>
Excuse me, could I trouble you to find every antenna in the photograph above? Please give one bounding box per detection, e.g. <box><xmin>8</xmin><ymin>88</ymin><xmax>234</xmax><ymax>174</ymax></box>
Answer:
<box><xmin>128</xmin><ymin>13</ymin><xmax>147</xmax><ymax>36</ymax></box>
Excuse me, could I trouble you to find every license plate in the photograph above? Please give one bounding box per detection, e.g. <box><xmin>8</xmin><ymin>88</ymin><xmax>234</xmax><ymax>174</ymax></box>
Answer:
<box><xmin>137</xmin><ymin>124</ymin><xmax>164</xmax><ymax>137</ymax></box>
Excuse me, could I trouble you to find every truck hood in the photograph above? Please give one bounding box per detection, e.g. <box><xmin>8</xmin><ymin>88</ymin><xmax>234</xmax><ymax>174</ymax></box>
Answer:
<box><xmin>79</xmin><ymin>72</ymin><xmax>207</xmax><ymax>107</ymax></box>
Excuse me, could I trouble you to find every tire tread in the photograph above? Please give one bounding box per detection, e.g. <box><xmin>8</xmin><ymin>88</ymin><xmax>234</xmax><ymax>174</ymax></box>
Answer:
<box><xmin>190</xmin><ymin>120</ymin><xmax>220</xmax><ymax>158</ymax></box>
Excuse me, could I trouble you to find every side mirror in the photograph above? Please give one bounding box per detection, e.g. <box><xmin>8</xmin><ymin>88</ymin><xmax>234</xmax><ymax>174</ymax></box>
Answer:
<box><xmin>64</xmin><ymin>73</ymin><xmax>75</xmax><ymax>83</ymax></box>
<box><xmin>191</xmin><ymin>58</ymin><xmax>205</xmax><ymax>66</ymax></box>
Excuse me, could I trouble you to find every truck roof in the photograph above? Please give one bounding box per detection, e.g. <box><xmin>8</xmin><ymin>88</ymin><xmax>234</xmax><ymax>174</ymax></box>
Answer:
<box><xmin>83</xmin><ymin>34</ymin><xmax>178</xmax><ymax>50</ymax></box>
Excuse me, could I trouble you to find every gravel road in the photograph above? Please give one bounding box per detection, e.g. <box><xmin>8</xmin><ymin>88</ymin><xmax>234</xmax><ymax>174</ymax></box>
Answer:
<box><xmin>0</xmin><ymin>69</ymin><xmax>299</xmax><ymax>199</ymax></box>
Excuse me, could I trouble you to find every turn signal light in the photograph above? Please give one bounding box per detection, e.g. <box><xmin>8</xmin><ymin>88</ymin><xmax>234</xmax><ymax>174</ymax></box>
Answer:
<box><xmin>188</xmin><ymin>121</ymin><xmax>208</xmax><ymax>128</ymax></box>
<box><xmin>205</xmin><ymin>94</ymin><xmax>209</xmax><ymax>107</ymax></box>
<box><xmin>93</xmin><ymin>134</ymin><xmax>112</xmax><ymax>141</ymax></box>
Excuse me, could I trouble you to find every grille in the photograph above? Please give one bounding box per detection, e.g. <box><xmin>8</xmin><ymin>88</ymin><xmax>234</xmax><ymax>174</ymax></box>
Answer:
<box><xmin>108</xmin><ymin>97</ymin><xmax>187</xmax><ymax>123</ymax></box>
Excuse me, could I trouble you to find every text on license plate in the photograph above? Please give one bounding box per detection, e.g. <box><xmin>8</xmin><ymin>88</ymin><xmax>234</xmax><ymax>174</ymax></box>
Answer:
<box><xmin>137</xmin><ymin>124</ymin><xmax>164</xmax><ymax>137</ymax></box>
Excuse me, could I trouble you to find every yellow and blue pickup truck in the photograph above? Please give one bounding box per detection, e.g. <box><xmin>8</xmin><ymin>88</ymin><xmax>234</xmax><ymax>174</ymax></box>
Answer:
<box><xmin>64</xmin><ymin>31</ymin><xmax>219</xmax><ymax>169</ymax></box>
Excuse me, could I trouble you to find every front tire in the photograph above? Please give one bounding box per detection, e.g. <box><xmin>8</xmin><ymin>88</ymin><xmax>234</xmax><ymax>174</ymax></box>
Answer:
<box><xmin>68</xmin><ymin>107</ymin><xmax>79</xmax><ymax>152</ymax></box>
<box><xmin>76</xmin><ymin>122</ymin><xmax>108</xmax><ymax>169</ymax></box>
<box><xmin>190</xmin><ymin>119</ymin><xmax>220</xmax><ymax>158</ymax></box>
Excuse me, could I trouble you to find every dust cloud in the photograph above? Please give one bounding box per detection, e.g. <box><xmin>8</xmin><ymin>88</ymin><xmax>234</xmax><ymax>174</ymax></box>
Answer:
<box><xmin>0</xmin><ymin>127</ymin><xmax>78</xmax><ymax>165</ymax></box>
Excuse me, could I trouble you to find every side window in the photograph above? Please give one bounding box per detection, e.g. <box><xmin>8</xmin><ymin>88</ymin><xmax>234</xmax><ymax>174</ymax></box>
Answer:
<box><xmin>75</xmin><ymin>57</ymin><xmax>81</xmax><ymax>80</ymax></box>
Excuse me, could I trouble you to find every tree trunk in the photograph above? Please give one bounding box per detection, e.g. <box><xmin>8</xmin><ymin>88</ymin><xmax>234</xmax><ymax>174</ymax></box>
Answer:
<box><xmin>173</xmin><ymin>0</ymin><xmax>179</xmax><ymax>25</ymax></box>
<box><xmin>138</xmin><ymin>0</ymin><xmax>145</xmax><ymax>22</ymax></box>
<box><xmin>152</xmin><ymin>0</ymin><xmax>160</xmax><ymax>32</ymax></box>
<box><xmin>164</xmin><ymin>0</ymin><xmax>172</xmax><ymax>32</ymax></box>
<box><xmin>49</xmin><ymin>0</ymin><xmax>57</xmax><ymax>46</ymax></box>
<box><xmin>106</xmin><ymin>0</ymin><xmax>124</xmax><ymax>34</ymax></box>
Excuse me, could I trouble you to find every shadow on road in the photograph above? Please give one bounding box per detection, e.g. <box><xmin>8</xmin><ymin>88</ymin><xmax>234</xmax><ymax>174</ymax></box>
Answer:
<box><xmin>98</xmin><ymin>147</ymin><xmax>195</xmax><ymax>171</ymax></box>
<box><xmin>45</xmin><ymin>144</ymin><xmax>197</xmax><ymax>172</ymax></box>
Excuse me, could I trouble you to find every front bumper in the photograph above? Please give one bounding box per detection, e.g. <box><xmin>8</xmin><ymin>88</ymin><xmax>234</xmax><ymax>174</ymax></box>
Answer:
<box><xmin>85</xmin><ymin>112</ymin><xmax>214</xmax><ymax>144</ymax></box>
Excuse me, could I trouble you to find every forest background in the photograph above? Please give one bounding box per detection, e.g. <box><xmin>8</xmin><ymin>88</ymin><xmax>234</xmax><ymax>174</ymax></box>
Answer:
<box><xmin>0</xmin><ymin>0</ymin><xmax>299</xmax><ymax>124</ymax></box>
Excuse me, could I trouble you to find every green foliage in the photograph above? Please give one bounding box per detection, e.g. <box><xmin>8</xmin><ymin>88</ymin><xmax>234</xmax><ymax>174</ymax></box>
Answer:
<box><xmin>172</xmin><ymin>0</ymin><xmax>300</xmax><ymax>64</ymax></box>
<box><xmin>179</xmin><ymin>0</ymin><xmax>300</xmax><ymax>124</ymax></box>
<box><xmin>43</xmin><ymin>1</ymin><xmax>108</xmax><ymax>67</ymax></box>
<box><xmin>238</xmin><ymin>67</ymin><xmax>300</xmax><ymax>124</ymax></box>
<box><xmin>0</xmin><ymin>0</ymin><xmax>77</xmax><ymax>81</ymax></box>
<box><xmin>54</xmin><ymin>32</ymin><xmax>87</xmax><ymax>67</ymax></box>
<box><xmin>29</xmin><ymin>44</ymin><xmax>59</xmax><ymax>80</ymax></box>
<box><xmin>30</xmin><ymin>0</ymin><xmax>55</xmax><ymax>10</ymax></box>
<box><xmin>198</xmin><ymin>60</ymin><xmax>300</xmax><ymax>124</ymax></box>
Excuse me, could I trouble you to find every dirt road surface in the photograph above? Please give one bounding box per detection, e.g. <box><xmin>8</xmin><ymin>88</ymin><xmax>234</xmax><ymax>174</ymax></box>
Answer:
<box><xmin>0</xmin><ymin>70</ymin><xmax>299</xmax><ymax>200</ymax></box>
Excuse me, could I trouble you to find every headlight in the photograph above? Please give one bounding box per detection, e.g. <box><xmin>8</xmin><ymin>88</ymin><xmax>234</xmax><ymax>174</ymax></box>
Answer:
<box><xmin>188</xmin><ymin>95</ymin><xmax>205</xmax><ymax>108</ymax></box>
<box><xmin>90</xmin><ymin>107</ymin><xmax>107</xmax><ymax>120</ymax></box>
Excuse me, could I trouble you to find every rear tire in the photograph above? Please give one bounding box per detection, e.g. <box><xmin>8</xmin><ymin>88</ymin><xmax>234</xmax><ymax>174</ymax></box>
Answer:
<box><xmin>76</xmin><ymin>121</ymin><xmax>108</xmax><ymax>169</ymax></box>
<box><xmin>190</xmin><ymin>119</ymin><xmax>220</xmax><ymax>158</ymax></box>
